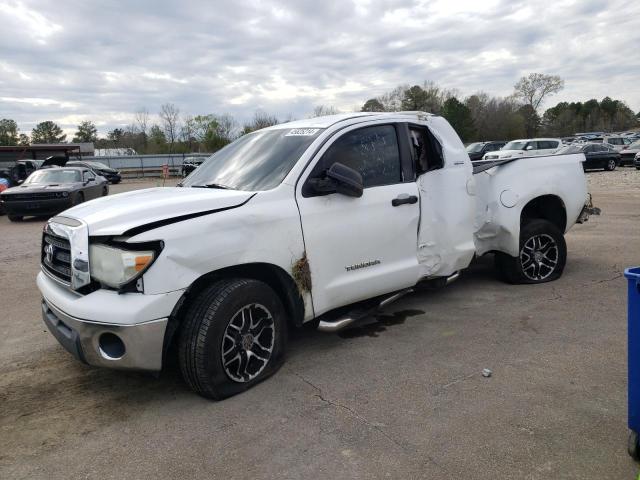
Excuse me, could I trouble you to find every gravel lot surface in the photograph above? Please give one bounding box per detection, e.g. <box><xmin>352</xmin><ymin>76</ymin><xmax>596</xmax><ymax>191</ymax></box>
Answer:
<box><xmin>1</xmin><ymin>170</ymin><xmax>639</xmax><ymax>479</ymax></box>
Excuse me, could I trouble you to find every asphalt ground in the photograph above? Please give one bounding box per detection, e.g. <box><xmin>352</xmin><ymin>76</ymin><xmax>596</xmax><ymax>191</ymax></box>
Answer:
<box><xmin>1</xmin><ymin>170</ymin><xmax>639</xmax><ymax>479</ymax></box>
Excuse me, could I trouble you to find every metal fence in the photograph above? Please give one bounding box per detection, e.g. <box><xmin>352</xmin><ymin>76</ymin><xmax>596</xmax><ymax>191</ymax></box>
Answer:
<box><xmin>84</xmin><ymin>153</ymin><xmax>211</xmax><ymax>178</ymax></box>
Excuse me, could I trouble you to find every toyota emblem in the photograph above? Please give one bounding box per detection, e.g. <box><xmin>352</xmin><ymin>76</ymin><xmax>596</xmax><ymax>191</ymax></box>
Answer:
<box><xmin>45</xmin><ymin>243</ymin><xmax>54</xmax><ymax>264</ymax></box>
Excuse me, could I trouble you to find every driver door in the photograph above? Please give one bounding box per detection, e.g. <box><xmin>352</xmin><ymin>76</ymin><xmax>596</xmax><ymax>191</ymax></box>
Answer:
<box><xmin>296</xmin><ymin>123</ymin><xmax>420</xmax><ymax>316</ymax></box>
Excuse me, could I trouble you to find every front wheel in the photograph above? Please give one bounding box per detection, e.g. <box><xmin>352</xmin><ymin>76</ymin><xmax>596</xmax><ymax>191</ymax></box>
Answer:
<box><xmin>8</xmin><ymin>215</ymin><xmax>22</xmax><ymax>222</ymax></box>
<box><xmin>178</xmin><ymin>278</ymin><xmax>287</xmax><ymax>400</ymax></box>
<box><xmin>605</xmin><ymin>159</ymin><xmax>617</xmax><ymax>171</ymax></box>
<box><xmin>495</xmin><ymin>219</ymin><xmax>567</xmax><ymax>284</ymax></box>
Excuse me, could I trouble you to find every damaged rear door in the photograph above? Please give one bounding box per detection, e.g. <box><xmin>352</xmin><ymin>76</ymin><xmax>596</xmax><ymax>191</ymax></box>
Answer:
<box><xmin>296</xmin><ymin>122</ymin><xmax>420</xmax><ymax>316</ymax></box>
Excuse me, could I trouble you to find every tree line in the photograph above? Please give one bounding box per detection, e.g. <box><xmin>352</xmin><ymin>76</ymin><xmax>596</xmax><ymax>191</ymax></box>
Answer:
<box><xmin>1</xmin><ymin>73</ymin><xmax>638</xmax><ymax>153</ymax></box>
<box><xmin>361</xmin><ymin>73</ymin><xmax>639</xmax><ymax>142</ymax></box>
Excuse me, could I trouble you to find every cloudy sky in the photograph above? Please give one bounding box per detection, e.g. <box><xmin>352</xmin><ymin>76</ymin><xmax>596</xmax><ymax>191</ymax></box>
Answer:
<box><xmin>1</xmin><ymin>0</ymin><xmax>639</xmax><ymax>136</ymax></box>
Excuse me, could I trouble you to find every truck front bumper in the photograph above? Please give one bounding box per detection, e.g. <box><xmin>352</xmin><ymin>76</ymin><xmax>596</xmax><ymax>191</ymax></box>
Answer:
<box><xmin>37</xmin><ymin>271</ymin><xmax>184</xmax><ymax>371</ymax></box>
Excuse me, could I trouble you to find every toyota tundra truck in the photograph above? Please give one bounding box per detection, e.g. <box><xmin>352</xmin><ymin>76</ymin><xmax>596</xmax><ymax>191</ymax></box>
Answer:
<box><xmin>38</xmin><ymin>112</ymin><xmax>595</xmax><ymax>399</ymax></box>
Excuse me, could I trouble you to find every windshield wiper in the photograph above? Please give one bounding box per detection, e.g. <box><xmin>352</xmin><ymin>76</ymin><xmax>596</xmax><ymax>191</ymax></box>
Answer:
<box><xmin>191</xmin><ymin>183</ymin><xmax>232</xmax><ymax>190</ymax></box>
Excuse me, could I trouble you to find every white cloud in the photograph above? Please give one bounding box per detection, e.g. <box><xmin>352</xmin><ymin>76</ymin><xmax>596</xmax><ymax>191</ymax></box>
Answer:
<box><xmin>0</xmin><ymin>0</ymin><xmax>61</xmax><ymax>43</ymax></box>
<box><xmin>0</xmin><ymin>0</ymin><xmax>637</xmax><ymax>135</ymax></box>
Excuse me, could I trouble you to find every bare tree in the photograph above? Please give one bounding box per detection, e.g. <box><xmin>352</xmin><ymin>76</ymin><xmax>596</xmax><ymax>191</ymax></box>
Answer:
<box><xmin>242</xmin><ymin>111</ymin><xmax>279</xmax><ymax>135</ymax></box>
<box><xmin>134</xmin><ymin>108</ymin><xmax>149</xmax><ymax>134</ymax></box>
<box><xmin>159</xmin><ymin>103</ymin><xmax>180</xmax><ymax>152</ymax></box>
<box><xmin>310</xmin><ymin>105</ymin><xmax>339</xmax><ymax>117</ymax></box>
<box><xmin>513</xmin><ymin>73</ymin><xmax>565</xmax><ymax>112</ymax></box>
<box><xmin>134</xmin><ymin>108</ymin><xmax>149</xmax><ymax>151</ymax></box>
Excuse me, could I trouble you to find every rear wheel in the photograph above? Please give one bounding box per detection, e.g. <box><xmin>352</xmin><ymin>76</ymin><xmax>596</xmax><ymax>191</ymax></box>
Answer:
<box><xmin>495</xmin><ymin>219</ymin><xmax>567</xmax><ymax>284</ymax></box>
<box><xmin>178</xmin><ymin>278</ymin><xmax>287</xmax><ymax>400</ymax></box>
<box><xmin>605</xmin><ymin>159</ymin><xmax>617</xmax><ymax>171</ymax></box>
<box><xmin>102</xmin><ymin>186</ymin><xmax>109</xmax><ymax>196</ymax></box>
<box><xmin>8</xmin><ymin>215</ymin><xmax>22</xmax><ymax>222</ymax></box>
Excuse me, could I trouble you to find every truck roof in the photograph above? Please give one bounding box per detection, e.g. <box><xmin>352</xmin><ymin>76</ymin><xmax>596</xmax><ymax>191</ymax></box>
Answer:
<box><xmin>266</xmin><ymin>111</ymin><xmax>434</xmax><ymax>130</ymax></box>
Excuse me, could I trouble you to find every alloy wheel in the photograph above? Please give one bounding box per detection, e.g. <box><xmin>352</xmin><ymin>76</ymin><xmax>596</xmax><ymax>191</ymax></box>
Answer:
<box><xmin>221</xmin><ymin>303</ymin><xmax>275</xmax><ymax>382</ymax></box>
<box><xmin>520</xmin><ymin>234</ymin><xmax>559</xmax><ymax>281</ymax></box>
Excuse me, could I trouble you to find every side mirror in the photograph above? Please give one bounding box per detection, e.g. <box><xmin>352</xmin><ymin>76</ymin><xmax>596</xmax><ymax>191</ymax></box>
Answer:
<box><xmin>307</xmin><ymin>162</ymin><xmax>364</xmax><ymax>198</ymax></box>
<box><xmin>325</xmin><ymin>162</ymin><xmax>363</xmax><ymax>197</ymax></box>
<box><xmin>85</xmin><ymin>177</ymin><xmax>95</xmax><ymax>184</ymax></box>
<box><xmin>525</xmin><ymin>145</ymin><xmax>534</xmax><ymax>151</ymax></box>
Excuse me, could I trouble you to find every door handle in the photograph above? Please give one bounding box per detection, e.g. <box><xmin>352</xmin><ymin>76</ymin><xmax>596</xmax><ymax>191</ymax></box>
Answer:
<box><xmin>392</xmin><ymin>194</ymin><xmax>418</xmax><ymax>207</ymax></box>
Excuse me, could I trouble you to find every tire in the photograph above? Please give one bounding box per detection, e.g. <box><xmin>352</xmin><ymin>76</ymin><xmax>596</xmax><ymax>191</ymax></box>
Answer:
<box><xmin>605</xmin><ymin>159</ymin><xmax>617</xmax><ymax>171</ymax></box>
<box><xmin>178</xmin><ymin>278</ymin><xmax>287</xmax><ymax>400</ymax></box>
<box><xmin>8</xmin><ymin>215</ymin><xmax>22</xmax><ymax>222</ymax></box>
<box><xmin>495</xmin><ymin>219</ymin><xmax>567</xmax><ymax>284</ymax></box>
<box><xmin>74</xmin><ymin>192</ymin><xmax>85</xmax><ymax>206</ymax></box>
<box><xmin>629</xmin><ymin>431</ymin><xmax>640</xmax><ymax>460</ymax></box>
<box><xmin>102</xmin><ymin>186</ymin><xmax>109</xmax><ymax>196</ymax></box>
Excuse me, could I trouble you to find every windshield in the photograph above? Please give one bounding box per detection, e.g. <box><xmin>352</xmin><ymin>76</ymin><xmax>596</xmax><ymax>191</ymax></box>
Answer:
<box><xmin>503</xmin><ymin>141</ymin><xmax>528</xmax><ymax>151</ymax></box>
<box><xmin>86</xmin><ymin>161</ymin><xmax>110</xmax><ymax>169</ymax></box>
<box><xmin>25</xmin><ymin>169</ymin><xmax>81</xmax><ymax>184</ymax></box>
<box><xmin>466</xmin><ymin>142</ymin><xmax>485</xmax><ymax>153</ymax></box>
<box><xmin>182</xmin><ymin>128</ymin><xmax>324</xmax><ymax>191</ymax></box>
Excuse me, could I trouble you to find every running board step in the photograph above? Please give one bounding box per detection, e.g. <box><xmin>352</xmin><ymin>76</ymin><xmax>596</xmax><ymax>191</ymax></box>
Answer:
<box><xmin>317</xmin><ymin>289</ymin><xmax>412</xmax><ymax>333</ymax></box>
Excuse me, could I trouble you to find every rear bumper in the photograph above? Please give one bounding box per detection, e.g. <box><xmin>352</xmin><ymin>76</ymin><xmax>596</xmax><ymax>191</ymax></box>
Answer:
<box><xmin>621</xmin><ymin>154</ymin><xmax>636</xmax><ymax>166</ymax></box>
<box><xmin>576</xmin><ymin>194</ymin><xmax>601</xmax><ymax>224</ymax></box>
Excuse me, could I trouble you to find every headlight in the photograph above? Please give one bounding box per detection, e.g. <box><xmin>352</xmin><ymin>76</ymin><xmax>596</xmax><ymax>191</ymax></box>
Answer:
<box><xmin>89</xmin><ymin>244</ymin><xmax>156</xmax><ymax>288</ymax></box>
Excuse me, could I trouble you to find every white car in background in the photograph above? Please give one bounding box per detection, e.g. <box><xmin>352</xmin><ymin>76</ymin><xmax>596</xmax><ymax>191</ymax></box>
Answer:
<box><xmin>601</xmin><ymin>136</ymin><xmax>634</xmax><ymax>152</ymax></box>
<box><xmin>483</xmin><ymin>138</ymin><xmax>562</xmax><ymax>160</ymax></box>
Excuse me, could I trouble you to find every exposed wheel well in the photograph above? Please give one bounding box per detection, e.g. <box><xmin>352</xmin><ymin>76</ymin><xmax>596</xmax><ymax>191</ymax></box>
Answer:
<box><xmin>520</xmin><ymin>195</ymin><xmax>566</xmax><ymax>233</ymax></box>
<box><xmin>163</xmin><ymin>263</ymin><xmax>306</xmax><ymax>359</ymax></box>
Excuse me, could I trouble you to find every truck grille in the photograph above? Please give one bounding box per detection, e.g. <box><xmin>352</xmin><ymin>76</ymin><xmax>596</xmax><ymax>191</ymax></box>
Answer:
<box><xmin>42</xmin><ymin>232</ymin><xmax>72</xmax><ymax>284</ymax></box>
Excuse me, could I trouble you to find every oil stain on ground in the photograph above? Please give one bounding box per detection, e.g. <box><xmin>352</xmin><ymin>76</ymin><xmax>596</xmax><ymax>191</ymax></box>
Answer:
<box><xmin>338</xmin><ymin>309</ymin><xmax>425</xmax><ymax>339</ymax></box>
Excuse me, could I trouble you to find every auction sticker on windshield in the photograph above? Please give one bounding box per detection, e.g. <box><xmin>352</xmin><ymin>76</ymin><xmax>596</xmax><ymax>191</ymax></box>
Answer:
<box><xmin>286</xmin><ymin>128</ymin><xmax>320</xmax><ymax>136</ymax></box>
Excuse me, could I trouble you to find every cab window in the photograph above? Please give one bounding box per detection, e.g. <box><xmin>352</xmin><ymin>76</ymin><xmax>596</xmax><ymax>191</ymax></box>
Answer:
<box><xmin>409</xmin><ymin>125</ymin><xmax>444</xmax><ymax>176</ymax></box>
<box><xmin>314</xmin><ymin>125</ymin><xmax>402</xmax><ymax>188</ymax></box>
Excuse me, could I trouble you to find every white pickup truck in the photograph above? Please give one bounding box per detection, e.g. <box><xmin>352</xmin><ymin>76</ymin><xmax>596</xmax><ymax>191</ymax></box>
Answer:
<box><xmin>38</xmin><ymin>112</ymin><xmax>596</xmax><ymax>399</ymax></box>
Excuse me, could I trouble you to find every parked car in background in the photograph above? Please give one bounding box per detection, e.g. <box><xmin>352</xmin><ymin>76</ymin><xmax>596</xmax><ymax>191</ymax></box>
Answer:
<box><xmin>465</xmin><ymin>141</ymin><xmax>506</xmax><ymax>161</ymax></box>
<box><xmin>621</xmin><ymin>140</ymin><xmax>640</xmax><ymax>166</ymax></box>
<box><xmin>17</xmin><ymin>159</ymin><xmax>44</xmax><ymax>176</ymax></box>
<box><xmin>634</xmin><ymin>152</ymin><xmax>640</xmax><ymax>170</ymax></box>
<box><xmin>67</xmin><ymin>160</ymin><xmax>121</xmax><ymax>184</ymax></box>
<box><xmin>557</xmin><ymin>143</ymin><xmax>620</xmax><ymax>171</ymax></box>
<box><xmin>0</xmin><ymin>167</ymin><xmax>108</xmax><ymax>222</ymax></box>
<box><xmin>181</xmin><ymin>156</ymin><xmax>206</xmax><ymax>176</ymax></box>
<box><xmin>602</xmin><ymin>136</ymin><xmax>633</xmax><ymax>151</ymax></box>
<box><xmin>483</xmin><ymin>138</ymin><xmax>561</xmax><ymax>160</ymax></box>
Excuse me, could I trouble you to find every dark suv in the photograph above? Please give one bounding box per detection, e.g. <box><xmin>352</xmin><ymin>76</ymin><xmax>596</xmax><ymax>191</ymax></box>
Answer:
<box><xmin>466</xmin><ymin>141</ymin><xmax>506</xmax><ymax>161</ymax></box>
<box><xmin>67</xmin><ymin>160</ymin><xmax>121</xmax><ymax>183</ymax></box>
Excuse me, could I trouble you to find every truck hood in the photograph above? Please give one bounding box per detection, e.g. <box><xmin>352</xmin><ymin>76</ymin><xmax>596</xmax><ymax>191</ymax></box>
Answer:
<box><xmin>60</xmin><ymin>187</ymin><xmax>255</xmax><ymax>236</ymax></box>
